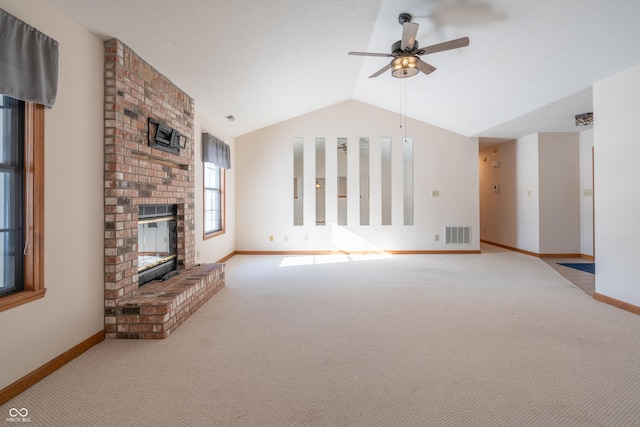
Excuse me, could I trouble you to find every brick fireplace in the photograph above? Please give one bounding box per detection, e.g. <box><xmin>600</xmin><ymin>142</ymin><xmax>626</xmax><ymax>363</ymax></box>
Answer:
<box><xmin>103</xmin><ymin>39</ymin><xmax>224</xmax><ymax>339</ymax></box>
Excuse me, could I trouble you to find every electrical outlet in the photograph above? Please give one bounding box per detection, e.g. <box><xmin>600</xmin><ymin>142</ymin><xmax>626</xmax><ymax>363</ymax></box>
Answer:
<box><xmin>304</xmin><ymin>235</ymin><xmax>309</xmax><ymax>241</ymax></box>
<box><xmin>435</xmin><ymin>234</ymin><xmax>440</xmax><ymax>241</ymax></box>
<box><xmin>284</xmin><ymin>235</ymin><xmax>288</xmax><ymax>242</ymax></box>
<box><xmin>432</xmin><ymin>190</ymin><xmax>439</xmax><ymax>198</ymax></box>
<box><xmin>269</xmin><ymin>235</ymin><xmax>274</xmax><ymax>242</ymax></box>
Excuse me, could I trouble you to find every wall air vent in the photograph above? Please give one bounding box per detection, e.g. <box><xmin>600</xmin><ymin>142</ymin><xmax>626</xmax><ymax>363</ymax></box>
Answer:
<box><xmin>445</xmin><ymin>226</ymin><xmax>471</xmax><ymax>244</ymax></box>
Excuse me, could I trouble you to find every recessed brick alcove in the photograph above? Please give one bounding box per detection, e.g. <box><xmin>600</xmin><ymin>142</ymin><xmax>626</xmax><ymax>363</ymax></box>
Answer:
<box><xmin>103</xmin><ymin>38</ymin><xmax>224</xmax><ymax>339</ymax></box>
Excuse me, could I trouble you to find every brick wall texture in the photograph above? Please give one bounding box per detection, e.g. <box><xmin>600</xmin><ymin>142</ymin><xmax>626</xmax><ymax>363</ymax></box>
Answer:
<box><xmin>103</xmin><ymin>38</ymin><xmax>196</xmax><ymax>338</ymax></box>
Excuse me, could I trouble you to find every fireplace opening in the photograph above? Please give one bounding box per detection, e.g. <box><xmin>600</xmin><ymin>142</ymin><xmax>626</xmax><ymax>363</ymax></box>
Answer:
<box><xmin>138</xmin><ymin>204</ymin><xmax>178</xmax><ymax>286</ymax></box>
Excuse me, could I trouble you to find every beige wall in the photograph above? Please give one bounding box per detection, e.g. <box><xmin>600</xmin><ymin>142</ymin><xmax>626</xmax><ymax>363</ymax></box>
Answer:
<box><xmin>579</xmin><ymin>130</ymin><xmax>594</xmax><ymax>256</ymax></box>
<box><xmin>593</xmin><ymin>63</ymin><xmax>640</xmax><ymax>305</ymax></box>
<box><xmin>538</xmin><ymin>133</ymin><xmax>580</xmax><ymax>254</ymax></box>
<box><xmin>0</xmin><ymin>0</ymin><xmax>105</xmax><ymax>389</ymax></box>
<box><xmin>514</xmin><ymin>134</ymin><xmax>541</xmax><ymax>253</ymax></box>
<box><xmin>235</xmin><ymin>100</ymin><xmax>480</xmax><ymax>252</ymax></box>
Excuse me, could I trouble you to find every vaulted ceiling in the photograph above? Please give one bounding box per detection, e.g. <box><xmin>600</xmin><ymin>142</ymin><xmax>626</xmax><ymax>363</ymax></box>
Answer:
<box><xmin>49</xmin><ymin>0</ymin><xmax>640</xmax><ymax>139</ymax></box>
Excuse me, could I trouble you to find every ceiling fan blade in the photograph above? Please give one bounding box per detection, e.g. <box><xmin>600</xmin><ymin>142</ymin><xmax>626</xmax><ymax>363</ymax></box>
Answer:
<box><xmin>369</xmin><ymin>63</ymin><xmax>392</xmax><ymax>78</ymax></box>
<box><xmin>401</xmin><ymin>22</ymin><xmax>419</xmax><ymax>50</ymax></box>
<box><xmin>348</xmin><ymin>51</ymin><xmax>394</xmax><ymax>58</ymax></box>
<box><xmin>418</xmin><ymin>60</ymin><xmax>436</xmax><ymax>75</ymax></box>
<box><xmin>417</xmin><ymin>37</ymin><xmax>469</xmax><ymax>56</ymax></box>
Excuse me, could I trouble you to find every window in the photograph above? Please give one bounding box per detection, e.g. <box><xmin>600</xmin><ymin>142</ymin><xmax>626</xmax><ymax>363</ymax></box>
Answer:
<box><xmin>0</xmin><ymin>95</ymin><xmax>45</xmax><ymax>312</ymax></box>
<box><xmin>1</xmin><ymin>96</ymin><xmax>24</xmax><ymax>296</ymax></box>
<box><xmin>204</xmin><ymin>162</ymin><xmax>225</xmax><ymax>238</ymax></box>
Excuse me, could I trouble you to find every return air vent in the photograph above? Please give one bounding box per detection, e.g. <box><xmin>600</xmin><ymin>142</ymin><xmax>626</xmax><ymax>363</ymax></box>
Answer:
<box><xmin>445</xmin><ymin>226</ymin><xmax>471</xmax><ymax>244</ymax></box>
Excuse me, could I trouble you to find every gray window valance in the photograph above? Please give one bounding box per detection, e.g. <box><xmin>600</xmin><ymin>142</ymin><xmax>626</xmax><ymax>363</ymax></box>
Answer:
<box><xmin>202</xmin><ymin>133</ymin><xmax>231</xmax><ymax>169</ymax></box>
<box><xmin>0</xmin><ymin>8</ymin><xmax>59</xmax><ymax>107</ymax></box>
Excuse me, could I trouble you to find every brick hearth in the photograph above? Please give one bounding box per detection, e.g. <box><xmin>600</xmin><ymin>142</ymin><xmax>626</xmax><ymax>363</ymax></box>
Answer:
<box><xmin>103</xmin><ymin>39</ymin><xmax>224</xmax><ymax>338</ymax></box>
<box><xmin>116</xmin><ymin>264</ymin><xmax>225</xmax><ymax>339</ymax></box>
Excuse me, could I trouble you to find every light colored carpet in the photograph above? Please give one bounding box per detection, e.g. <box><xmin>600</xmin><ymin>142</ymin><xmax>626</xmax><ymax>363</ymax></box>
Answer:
<box><xmin>3</xmin><ymin>244</ymin><xmax>640</xmax><ymax>426</ymax></box>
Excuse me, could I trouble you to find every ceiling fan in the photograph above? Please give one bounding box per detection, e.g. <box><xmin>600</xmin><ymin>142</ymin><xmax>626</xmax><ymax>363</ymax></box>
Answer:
<box><xmin>349</xmin><ymin>13</ymin><xmax>470</xmax><ymax>78</ymax></box>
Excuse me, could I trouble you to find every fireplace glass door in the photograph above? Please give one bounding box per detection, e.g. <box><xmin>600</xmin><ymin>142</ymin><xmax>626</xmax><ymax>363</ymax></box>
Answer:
<box><xmin>138</xmin><ymin>205</ymin><xmax>177</xmax><ymax>286</ymax></box>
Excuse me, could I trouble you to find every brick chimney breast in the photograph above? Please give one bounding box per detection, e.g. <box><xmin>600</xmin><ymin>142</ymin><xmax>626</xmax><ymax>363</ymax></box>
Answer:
<box><xmin>103</xmin><ymin>39</ymin><xmax>199</xmax><ymax>338</ymax></box>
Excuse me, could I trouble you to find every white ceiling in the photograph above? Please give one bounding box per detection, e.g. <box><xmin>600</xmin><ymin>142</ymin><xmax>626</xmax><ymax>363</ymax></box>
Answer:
<box><xmin>49</xmin><ymin>0</ymin><xmax>640</xmax><ymax>139</ymax></box>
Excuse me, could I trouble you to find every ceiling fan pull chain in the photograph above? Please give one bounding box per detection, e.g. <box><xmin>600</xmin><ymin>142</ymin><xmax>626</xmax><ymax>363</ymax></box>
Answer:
<box><xmin>404</xmin><ymin>79</ymin><xmax>408</xmax><ymax>138</ymax></box>
<box><xmin>399</xmin><ymin>78</ymin><xmax>403</xmax><ymax>128</ymax></box>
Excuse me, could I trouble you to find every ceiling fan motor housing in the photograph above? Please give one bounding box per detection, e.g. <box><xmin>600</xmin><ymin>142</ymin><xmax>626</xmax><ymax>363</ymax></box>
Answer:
<box><xmin>392</xmin><ymin>40</ymin><xmax>418</xmax><ymax>55</ymax></box>
<box><xmin>398</xmin><ymin>13</ymin><xmax>412</xmax><ymax>25</ymax></box>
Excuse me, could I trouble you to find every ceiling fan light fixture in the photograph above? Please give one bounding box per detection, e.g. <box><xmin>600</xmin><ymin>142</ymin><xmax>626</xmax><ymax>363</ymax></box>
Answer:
<box><xmin>391</xmin><ymin>56</ymin><xmax>419</xmax><ymax>78</ymax></box>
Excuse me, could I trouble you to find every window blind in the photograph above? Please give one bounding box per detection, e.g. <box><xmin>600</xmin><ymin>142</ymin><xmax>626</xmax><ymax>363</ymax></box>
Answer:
<box><xmin>0</xmin><ymin>8</ymin><xmax>59</xmax><ymax>107</ymax></box>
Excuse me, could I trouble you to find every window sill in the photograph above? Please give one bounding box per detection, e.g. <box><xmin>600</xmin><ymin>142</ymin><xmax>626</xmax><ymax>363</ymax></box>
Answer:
<box><xmin>204</xmin><ymin>229</ymin><xmax>225</xmax><ymax>240</ymax></box>
<box><xmin>0</xmin><ymin>289</ymin><xmax>47</xmax><ymax>313</ymax></box>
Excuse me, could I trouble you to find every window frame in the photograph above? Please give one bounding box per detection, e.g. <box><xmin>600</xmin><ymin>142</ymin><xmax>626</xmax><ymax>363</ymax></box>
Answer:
<box><xmin>203</xmin><ymin>162</ymin><xmax>225</xmax><ymax>239</ymax></box>
<box><xmin>0</xmin><ymin>101</ymin><xmax>46</xmax><ymax>312</ymax></box>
